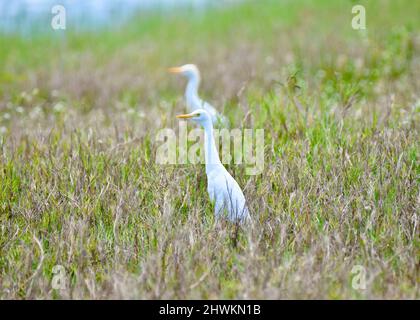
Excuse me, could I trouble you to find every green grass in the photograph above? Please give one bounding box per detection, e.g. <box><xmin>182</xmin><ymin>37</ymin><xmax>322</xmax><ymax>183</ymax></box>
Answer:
<box><xmin>0</xmin><ymin>0</ymin><xmax>419</xmax><ymax>299</ymax></box>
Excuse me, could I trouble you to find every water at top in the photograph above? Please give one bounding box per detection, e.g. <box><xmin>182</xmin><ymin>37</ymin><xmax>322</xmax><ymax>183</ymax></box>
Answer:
<box><xmin>0</xmin><ymin>0</ymin><xmax>236</xmax><ymax>34</ymax></box>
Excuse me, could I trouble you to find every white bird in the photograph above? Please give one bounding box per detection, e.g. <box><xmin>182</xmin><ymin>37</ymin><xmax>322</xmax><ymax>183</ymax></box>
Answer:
<box><xmin>169</xmin><ymin>64</ymin><xmax>228</xmax><ymax>127</ymax></box>
<box><xmin>176</xmin><ymin>109</ymin><xmax>250</xmax><ymax>224</ymax></box>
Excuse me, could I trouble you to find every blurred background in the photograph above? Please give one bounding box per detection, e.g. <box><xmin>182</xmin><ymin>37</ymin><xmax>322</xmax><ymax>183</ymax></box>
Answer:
<box><xmin>0</xmin><ymin>0</ymin><xmax>419</xmax><ymax>299</ymax></box>
<box><xmin>1</xmin><ymin>0</ymin><xmax>418</xmax><ymax>121</ymax></box>
<box><xmin>0</xmin><ymin>0</ymin><xmax>419</xmax><ymax>164</ymax></box>
<box><xmin>0</xmin><ymin>0</ymin><xmax>224</xmax><ymax>34</ymax></box>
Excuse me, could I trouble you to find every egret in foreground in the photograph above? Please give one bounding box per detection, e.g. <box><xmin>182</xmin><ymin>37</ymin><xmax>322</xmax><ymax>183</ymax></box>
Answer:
<box><xmin>169</xmin><ymin>64</ymin><xmax>228</xmax><ymax>126</ymax></box>
<box><xmin>176</xmin><ymin>109</ymin><xmax>250</xmax><ymax>224</ymax></box>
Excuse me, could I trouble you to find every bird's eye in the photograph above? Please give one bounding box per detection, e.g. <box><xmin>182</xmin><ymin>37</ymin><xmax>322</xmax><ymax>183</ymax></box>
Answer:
<box><xmin>195</xmin><ymin>113</ymin><xmax>201</xmax><ymax>117</ymax></box>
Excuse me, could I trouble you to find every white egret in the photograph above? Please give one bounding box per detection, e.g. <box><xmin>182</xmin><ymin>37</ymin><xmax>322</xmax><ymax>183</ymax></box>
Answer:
<box><xmin>176</xmin><ymin>109</ymin><xmax>250</xmax><ymax>224</ymax></box>
<box><xmin>169</xmin><ymin>64</ymin><xmax>228</xmax><ymax>127</ymax></box>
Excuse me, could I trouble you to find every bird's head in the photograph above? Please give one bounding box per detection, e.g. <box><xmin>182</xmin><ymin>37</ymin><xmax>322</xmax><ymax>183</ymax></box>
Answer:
<box><xmin>168</xmin><ymin>64</ymin><xmax>200</xmax><ymax>80</ymax></box>
<box><xmin>176</xmin><ymin>109</ymin><xmax>211</xmax><ymax>126</ymax></box>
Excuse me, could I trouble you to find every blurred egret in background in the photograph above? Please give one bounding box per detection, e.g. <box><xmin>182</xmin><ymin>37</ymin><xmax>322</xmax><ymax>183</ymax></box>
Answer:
<box><xmin>169</xmin><ymin>64</ymin><xmax>228</xmax><ymax>127</ymax></box>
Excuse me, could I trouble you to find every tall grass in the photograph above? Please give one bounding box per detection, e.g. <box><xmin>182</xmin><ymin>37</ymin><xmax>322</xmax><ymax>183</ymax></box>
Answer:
<box><xmin>0</xmin><ymin>0</ymin><xmax>419</xmax><ymax>299</ymax></box>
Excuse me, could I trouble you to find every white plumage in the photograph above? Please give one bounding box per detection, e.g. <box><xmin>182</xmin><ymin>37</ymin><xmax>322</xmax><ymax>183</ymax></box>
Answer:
<box><xmin>169</xmin><ymin>64</ymin><xmax>228</xmax><ymax>127</ymax></box>
<box><xmin>176</xmin><ymin>109</ymin><xmax>250</xmax><ymax>223</ymax></box>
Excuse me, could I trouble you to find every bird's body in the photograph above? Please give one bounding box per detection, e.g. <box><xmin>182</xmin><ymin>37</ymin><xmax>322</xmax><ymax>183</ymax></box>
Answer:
<box><xmin>206</xmin><ymin>166</ymin><xmax>250</xmax><ymax>222</ymax></box>
<box><xmin>177</xmin><ymin>109</ymin><xmax>250</xmax><ymax>223</ymax></box>
<box><xmin>169</xmin><ymin>64</ymin><xmax>228</xmax><ymax>127</ymax></box>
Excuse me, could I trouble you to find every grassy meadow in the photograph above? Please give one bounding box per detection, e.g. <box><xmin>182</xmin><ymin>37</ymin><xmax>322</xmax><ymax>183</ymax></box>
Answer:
<box><xmin>0</xmin><ymin>0</ymin><xmax>419</xmax><ymax>299</ymax></box>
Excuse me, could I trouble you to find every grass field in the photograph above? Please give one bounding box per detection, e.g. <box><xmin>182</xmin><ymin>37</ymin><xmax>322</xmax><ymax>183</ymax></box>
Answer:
<box><xmin>0</xmin><ymin>0</ymin><xmax>419</xmax><ymax>299</ymax></box>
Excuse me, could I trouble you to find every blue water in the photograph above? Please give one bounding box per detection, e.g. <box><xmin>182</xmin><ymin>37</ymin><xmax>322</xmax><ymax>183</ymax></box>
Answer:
<box><xmin>0</xmin><ymin>0</ymin><xmax>231</xmax><ymax>34</ymax></box>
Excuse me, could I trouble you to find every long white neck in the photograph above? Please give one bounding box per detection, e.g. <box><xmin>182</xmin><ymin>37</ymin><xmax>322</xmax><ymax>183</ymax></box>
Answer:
<box><xmin>185</xmin><ymin>74</ymin><xmax>200</xmax><ymax>109</ymax></box>
<box><xmin>203</xmin><ymin>120</ymin><xmax>221</xmax><ymax>175</ymax></box>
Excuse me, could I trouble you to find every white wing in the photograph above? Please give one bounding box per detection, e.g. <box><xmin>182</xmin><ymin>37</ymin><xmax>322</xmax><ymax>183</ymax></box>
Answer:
<box><xmin>192</xmin><ymin>99</ymin><xmax>229</xmax><ymax>128</ymax></box>
<box><xmin>203</xmin><ymin>100</ymin><xmax>229</xmax><ymax>128</ymax></box>
<box><xmin>208</xmin><ymin>168</ymin><xmax>250</xmax><ymax>223</ymax></box>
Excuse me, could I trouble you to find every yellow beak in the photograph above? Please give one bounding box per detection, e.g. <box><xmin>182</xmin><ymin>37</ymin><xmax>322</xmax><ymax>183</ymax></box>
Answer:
<box><xmin>168</xmin><ymin>67</ymin><xmax>183</xmax><ymax>73</ymax></box>
<box><xmin>176</xmin><ymin>113</ymin><xmax>194</xmax><ymax>119</ymax></box>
